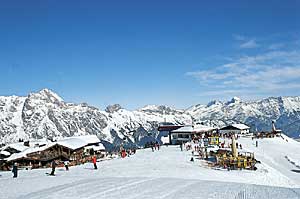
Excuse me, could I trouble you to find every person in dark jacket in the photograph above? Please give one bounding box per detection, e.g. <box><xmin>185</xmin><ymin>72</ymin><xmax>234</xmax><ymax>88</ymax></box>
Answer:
<box><xmin>151</xmin><ymin>142</ymin><xmax>154</xmax><ymax>152</ymax></box>
<box><xmin>12</xmin><ymin>163</ymin><xmax>18</xmax><ymax>178</ymax></box>
<box><xmin>50</xmin><ymin>160</ymin><xmax>56</xmax><ymax>176</ymax></box>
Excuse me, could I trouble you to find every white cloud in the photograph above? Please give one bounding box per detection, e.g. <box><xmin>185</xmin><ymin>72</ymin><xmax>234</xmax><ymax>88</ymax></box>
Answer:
<box><xmin>186</xmin><ymin>49</ymin><xmax>300</xmax><ymax>98</ymax></box>
<box><xmin>233</xmin><ymin>34</ymin><xmax>259</xmax><ymax>49</ymax></box>
<box><xmin>233</xmin><ymin>34</ymin><xmax>246</xmax><ymax>41</ymax></box>
<box><xmin>239</xmin><ymin>39</ymin><xmax>259</xmax><ymax>49</ymax></box>
<box><xmin>268</xmin><ymin>43</ymin><xmax>285</xmax><ymax>50</ymax></box>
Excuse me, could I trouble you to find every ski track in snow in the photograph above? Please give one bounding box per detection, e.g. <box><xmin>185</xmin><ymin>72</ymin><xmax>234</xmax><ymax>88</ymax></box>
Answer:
<box><xmin>11</xmin><ymin>178</ymin><xmax>300</xmax><ymax>199</ymax></box>
<box><xmin>1</xmin><ymin>142</ymin><xmax>300</xmax><ymax>199</ymax></box>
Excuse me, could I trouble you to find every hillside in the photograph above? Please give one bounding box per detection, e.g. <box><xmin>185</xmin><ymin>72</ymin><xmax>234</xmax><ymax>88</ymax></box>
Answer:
<box><xmin>0</xmin><ymin>136</ymin><xmax>300</xmax><ymax>198</ymax></box>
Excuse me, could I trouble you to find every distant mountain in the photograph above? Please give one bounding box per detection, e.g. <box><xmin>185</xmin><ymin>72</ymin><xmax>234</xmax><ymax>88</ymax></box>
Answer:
<box><xmin>186</xmin><ymin>96</ymin><xmax>300</xmax><ymax>138</ymax></box>
<box><xmin>0</xmin><ymin>89</ymin><xmax>191</xmax><ymax>147</ymax></box>
<box><xmin>0</xmin><ymin>89</ymin><xmax>300</xmax><ymax>147</ymax></box>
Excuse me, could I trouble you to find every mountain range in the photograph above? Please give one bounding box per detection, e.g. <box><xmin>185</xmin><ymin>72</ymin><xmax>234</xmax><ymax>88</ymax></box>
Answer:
<box><xmin>0</xmin><ymin>89</ymin><xmax>300</xmax><ymax>147</ymax></box>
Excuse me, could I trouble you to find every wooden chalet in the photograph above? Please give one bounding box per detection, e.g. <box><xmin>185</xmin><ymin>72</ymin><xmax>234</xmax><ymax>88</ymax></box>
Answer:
<box><xmin>2</xmin><ymin>135</ymin><xmax>105</xmax><ymax>169</ymax></box>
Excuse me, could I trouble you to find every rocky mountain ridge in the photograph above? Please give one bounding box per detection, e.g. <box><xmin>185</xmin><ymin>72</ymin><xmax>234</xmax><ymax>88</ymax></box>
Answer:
<box><xmin>0</xmin><ymin>89</ymin><xmax>300</xmax><ymax>147</ymax></box>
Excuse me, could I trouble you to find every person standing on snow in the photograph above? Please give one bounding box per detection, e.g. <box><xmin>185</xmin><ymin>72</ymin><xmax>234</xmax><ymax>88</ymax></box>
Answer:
<box><xmin>92</xmin><ymin>156</ymin><xmax>97</xmax><ymax>170</ymax></box>
<box><xmin>151</xmin><ymin>142</ymin><xmax>154</xmax><ymax>152</ymax></box>
<box><xmin>155</xmin><ymin>141</ymin><xmax>160</xmax><ymax>151</ymax></box>
<box><xmin>12</xmin><ymin>162</ymin><xmax>18</xmax><ymax>178</ymax></box>
<box><xmin>50</xmin><ymin>160</ymin><xmax>56</xmax><ymax>176</ymax></box>
<box><xmin>64</xmin><ymin>160</ymin><xmax>69</xmax><ymax>171</ymax></box>
<box><xmin>180</xmin><ymin>142</ymin><xmax>183</xmax><ymax>151</ymax></box>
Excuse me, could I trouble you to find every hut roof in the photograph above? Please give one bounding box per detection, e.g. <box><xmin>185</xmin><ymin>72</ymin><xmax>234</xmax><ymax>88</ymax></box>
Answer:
<box><xmin>5</xmin><ymin>143</ymin><xmax>56</xmax><ymax>162</ymax></box>
<box><xmin>57</xmin><ymin>135</ymin><xmax>100</xmax><ymax>150</ymax></box>
<box><xmin>171</xmin><ymin>125</ymin><xmax>216</xmax><ymax>133</ymax></box>
<box><xmin>84</xmin><ymin>143</ymin><xmax>105</xmax><ymax>151</ymax></box>
<box><xmin>220</xmin><ymin>124</ymin><xmax>250</xmax><ymax>131</ymax></box>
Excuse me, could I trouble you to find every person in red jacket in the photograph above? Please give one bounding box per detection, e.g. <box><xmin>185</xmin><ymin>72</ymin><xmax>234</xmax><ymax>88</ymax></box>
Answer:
<box><xmin>92</xmin><ymin>156</ymin><xmax>97</xmax><ymax>170</ymax></box>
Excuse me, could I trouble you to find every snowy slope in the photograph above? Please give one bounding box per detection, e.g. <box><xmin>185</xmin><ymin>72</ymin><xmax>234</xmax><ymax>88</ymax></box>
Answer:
<box><xmin>0</xmin><ymin>140</ymin><xmax>300</xmax><ymax>199</ymax></box>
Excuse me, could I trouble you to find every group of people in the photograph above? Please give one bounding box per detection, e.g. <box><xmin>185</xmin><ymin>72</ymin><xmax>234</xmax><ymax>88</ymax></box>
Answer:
<box><xmin>11</xmin><ymin>155</ymin><xmax>99</xmax><ymax>178</ymax></box>
<box><xmin>120</xmin><ymin>148</ymin><xmax>137</xmax><ymax>158</ymax></box>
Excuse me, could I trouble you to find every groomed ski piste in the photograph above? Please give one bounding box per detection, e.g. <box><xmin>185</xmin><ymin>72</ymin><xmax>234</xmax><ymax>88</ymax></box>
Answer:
<box><xmin>1</xmin><ymin>134</ymin><xmax>300</xmax><ymax>199</ymax></box>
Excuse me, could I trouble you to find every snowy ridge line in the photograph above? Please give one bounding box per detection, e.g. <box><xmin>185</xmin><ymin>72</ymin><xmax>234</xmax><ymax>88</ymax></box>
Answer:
<box><xmin>1</xmin><ymin>89</ymin><xmax>300</xmax><ymax>146</ymax></box>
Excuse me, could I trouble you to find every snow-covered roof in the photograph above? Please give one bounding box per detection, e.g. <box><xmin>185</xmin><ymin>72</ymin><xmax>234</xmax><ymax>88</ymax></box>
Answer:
<box><xmin>84</xmin><ymin>143</ymin><xmax>105</xmax><ymax>151</ymax></box>
<box><xmin>3</xmin><ymin>143</ymin><xmax>29</xmax><ymax>152</ymax></box>
<box><xmin>171</xmin><ymin>125</ymin><xmax>215</xmax><ymax>133</ymax></box>
<box><xmin>6</xmin><ymin>136</ymin><xmax>101</xmax><ymax>162</ymax></box>
<box><xmin>4</xmin><ymin>135</ymin><xmax>101</xmax><ymax>162</ymax></box>
<box><xmin>5</xmin><ymin>143</ymin><xmax>56</xmax><ymax>162</ymax></box>
<box><xmin>0</xmin><ymin>150</ymin><xmax>10</xmax><ymax>156</ymax></box>
<box><xmin>231</xmin><ymin>124</ymin><xmax>250</xmax><ymax>130</ymax></box>
<box><xmin>57</xmin><ymin>135</ymin><xmax>100</xmax><ymax>150</ymax></box>
<box><xmin>220</xmin><ymin>124</ymin><xmax>250</xmax><ymax>130</ymax></box>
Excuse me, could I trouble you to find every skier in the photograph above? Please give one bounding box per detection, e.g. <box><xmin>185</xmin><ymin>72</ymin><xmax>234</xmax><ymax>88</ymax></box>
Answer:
<box><xmin>151</xmin><ymin>143</ymin><xmax>154</xmax><ymax>152</ymax></box>
<box><xmin>121</xmin><ymin>149</ymin><xmax>126</xmax><ymax>158</ymax></box>
<box><xmin>155</xmin><ymin>141</ymin><xmax>159</xmax><ymax>150</ymax></box>
<box><xmin>12</xmin><ymin>162</ymin><xmax>18</xmax><ymax>178</ymax></box>
<box><xmin>92</xmin><ymin>156</ymin><xmax>97</xmax><ymax>170</ymax></box>
<box><xmin>64</xmin><ymin>160</ymin><xmax>69</xmax><ymax>171</ymax></box>
<box><xmin>180</xmin><ymin>142</ymin><xmax>183</xmax><ymax>151</ymax></box>
<box><xmin>50</xmin><ymin>160</ymin><xmax>56</xmax><ymax>176</ymax></box>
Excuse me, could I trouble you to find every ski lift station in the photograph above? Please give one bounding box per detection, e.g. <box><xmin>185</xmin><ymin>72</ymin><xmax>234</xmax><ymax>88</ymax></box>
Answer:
<box><xmin>158</xmin><ymin>124</ymin><xmax>217</xmax><ymax>145</ymax></box>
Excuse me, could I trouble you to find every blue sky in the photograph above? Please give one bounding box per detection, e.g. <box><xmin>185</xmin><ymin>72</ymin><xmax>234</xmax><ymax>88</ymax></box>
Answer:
<box><xmin>0</xmin><ymin>1</ymin><xmax>300</xmax><ymax>110</ymax></box>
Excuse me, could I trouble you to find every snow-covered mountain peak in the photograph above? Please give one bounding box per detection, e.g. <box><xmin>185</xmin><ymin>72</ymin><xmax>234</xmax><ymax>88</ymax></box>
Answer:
<box><xmin>226</xmin><ymin>96</ymin><xmax>241</xmax><ymax>105</ymax></box>
<box><xmin>139</xmin><ymin>104</ymin><xmax>183</xmax><ymax>115</ymax></box>
<box><xmin>207</xmin><ymin>100</ymin><xmax>223</xmax><ymax>107</ymax></box>
<box><xmin>28</xmin><ymin>88</ymin><xmax>64</xmax><ymax>104</ymax></box>
<box><xmin>0</xmin><ymin>90</ymin><xmax>192</xmax><ymax>145</ymax></box>
<box><xmin>1</xmin><ymin>89</ymin><xmax>300</xmax><ymax>145</ymax></box>
<box><xmin>105</xmin><ymin>104</ymin><xmax>123</xmax><ymax>113</ymax></box>
<box><xmin>139</xmin><ymin>105</ymin><xmax>159</xmax><ymax>111</ymax></box>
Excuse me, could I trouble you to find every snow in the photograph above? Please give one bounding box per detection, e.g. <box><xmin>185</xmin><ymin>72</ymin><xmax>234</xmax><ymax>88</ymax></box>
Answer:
<box><xmin>5</xmin><ymin>136</ymin><xmax>103</xmax><ymax>162</ymax></box>
<box><xmin>161</xmin><ymin>136</ymin><xmax>170</xmax><ymax>144</ymax></box>
<box><xmin>3</xmin><ymin>143</ymin><xmax>29</xmax><ymax>152</ymax></box>
<box><xmin>56</xmin><ymin>135</ymin><xmax>100</xmax><ymax>150</ymax></box>
<box><xmin>171</xmin><ymin>124</ymin><xmax>215</xmax><ymax>133</ymax></box>
<box><xmin>1</xmin><ymin>136</ymin><xmax>300</xmax><ymax>198</ymax></box>
<box><xmin>84</xmin><ymin>144</ymin><xmax>105</xmax><ymax>151</ymax></box>
<box><xmin>231</xmin><ymin>123</ymin><xmax>250</xmax><ymax>130</ymax></box>
<box><xmin>5</xmin><ymin>143</ymin><xmax>56</xmax><ymax>162</ymax></box>
<box><xmin>0</xmin><ymin>150</ymin><xmax>10</xmax><ymax>156</ymax></box>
